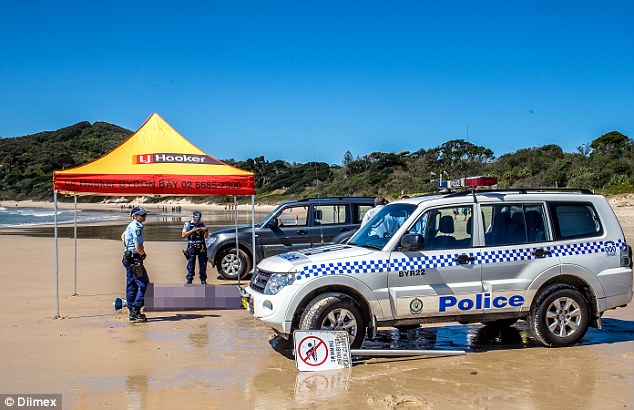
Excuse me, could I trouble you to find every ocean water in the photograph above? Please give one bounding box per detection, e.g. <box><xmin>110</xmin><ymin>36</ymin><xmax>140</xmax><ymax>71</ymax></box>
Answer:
<box><xmin>0</xmin><ymin>206</ymin><xmax>129</xmax><ymax>228</ymax></box>
<box><xmin>0</xmin><ymin>206</ymin><xmax>270</xmax><ymax>241</ymax></box>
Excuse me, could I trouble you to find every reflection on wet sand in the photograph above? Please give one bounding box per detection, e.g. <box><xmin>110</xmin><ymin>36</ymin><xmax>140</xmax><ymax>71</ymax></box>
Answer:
<box><xmin>294</xmin><ymin>369</ymin><xmax>351</xmax><ymax>402</ymax></box>
<box><xmin>126</xmin><ymin>375</ymin><xmax>148</xmax><ymax>410</ymax></box>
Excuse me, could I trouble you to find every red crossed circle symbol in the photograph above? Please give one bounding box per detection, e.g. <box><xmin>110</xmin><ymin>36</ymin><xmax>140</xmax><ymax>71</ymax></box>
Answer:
<box><xmin>298</xmin><ymin>336</ymin><xmax>328</xmax><ymax>366</ymax></box>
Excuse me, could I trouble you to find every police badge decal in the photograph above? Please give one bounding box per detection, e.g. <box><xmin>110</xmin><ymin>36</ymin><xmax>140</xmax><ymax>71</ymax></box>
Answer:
<box><xmin>410</xmin><ymin>297</ymin><xmax>423</xmax><ymax>314</ymax></box>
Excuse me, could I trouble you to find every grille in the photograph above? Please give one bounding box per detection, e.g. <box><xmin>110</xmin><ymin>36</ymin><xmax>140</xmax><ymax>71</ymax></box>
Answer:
<box><xmin>250</xmin><ymin>268</ymin><xmax>272</xmax><ymax>293</ymax></box>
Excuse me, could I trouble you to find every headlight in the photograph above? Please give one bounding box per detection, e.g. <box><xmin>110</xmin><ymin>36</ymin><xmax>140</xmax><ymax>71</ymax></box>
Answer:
<box><xmin>264</xmin><ymin>273</ymin><xmax>296</xmax><ymax>295</ymax></box>
<box><xmin>206</xmin><ymin>236</ymin><xmax>218</xmax><ymax>245</ymax></box>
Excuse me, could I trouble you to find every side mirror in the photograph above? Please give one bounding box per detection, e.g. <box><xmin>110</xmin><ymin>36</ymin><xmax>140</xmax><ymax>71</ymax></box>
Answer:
<box><xmin>400</xmin><ymin>234</ymin><xmax>425</xmax><ymax>251</ymax></box>
<box><xmin>267</xmin><ymin>218</ymin><xmax>279</xmax><ymax>229</ymax></box>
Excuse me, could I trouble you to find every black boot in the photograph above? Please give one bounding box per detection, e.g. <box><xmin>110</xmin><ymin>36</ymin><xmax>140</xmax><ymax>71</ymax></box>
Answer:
<box><xmin>201</xmin><ymin>279</ymin><xmax>207</xmax><ymax>284</ymax></box>
<box><xmin>129</xmin><ymin>307</ymin><xmax>147</xmax><ymax>322</ymax></box>
<box><xmin>186</xmin><ymin>279</ymin><xmax>193</xmax><ymax>284</ymax></box>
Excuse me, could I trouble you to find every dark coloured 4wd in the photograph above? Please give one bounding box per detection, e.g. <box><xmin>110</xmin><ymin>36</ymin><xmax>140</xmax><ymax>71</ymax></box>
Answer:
<box><xmin>207</xmin><ymin>197</ymin><xmax>374</xmax><ymax>279</ymax></box>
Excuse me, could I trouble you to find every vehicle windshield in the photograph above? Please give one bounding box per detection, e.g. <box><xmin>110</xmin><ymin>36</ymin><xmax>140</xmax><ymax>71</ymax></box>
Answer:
<box><xmin>349</xmin><ymin>203</ymin><xmax>418</xmax><ymax>249</ymax></box>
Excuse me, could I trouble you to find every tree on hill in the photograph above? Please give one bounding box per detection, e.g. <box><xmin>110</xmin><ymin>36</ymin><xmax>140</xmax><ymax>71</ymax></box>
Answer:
<box><xmin>590</xmin><ymin>131</ymin><xmax>630</xmax><ymax>154</ymax></box>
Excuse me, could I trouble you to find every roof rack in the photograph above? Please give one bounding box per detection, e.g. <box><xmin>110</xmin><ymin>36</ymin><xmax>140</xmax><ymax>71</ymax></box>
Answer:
<box><xmin>443</xmin><ymin>188</ymin><xmax>594</xmax><ymax>198</ymax></box>
<box><xmin>295</xmin><ymin>196</ymin><xmax>375</xmax><ymax>202</ymax></box>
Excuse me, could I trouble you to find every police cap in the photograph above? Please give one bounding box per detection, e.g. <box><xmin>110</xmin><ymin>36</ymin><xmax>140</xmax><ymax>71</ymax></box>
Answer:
<box><xmin>130</xmin><ymin>207</ymin><xmax>148</xmax><ymax>217</ymax></box>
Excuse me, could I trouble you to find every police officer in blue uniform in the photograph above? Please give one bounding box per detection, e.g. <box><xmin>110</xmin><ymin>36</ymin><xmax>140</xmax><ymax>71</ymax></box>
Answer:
<box><xmin>121</xmin><ymin>207</ymin><xmax>150</xmax><ymax>322</ymax></box>
<box><xmin>182</xmin><ymin>211</ymin><xmax>209</xmax><ymax>284</ymax></box>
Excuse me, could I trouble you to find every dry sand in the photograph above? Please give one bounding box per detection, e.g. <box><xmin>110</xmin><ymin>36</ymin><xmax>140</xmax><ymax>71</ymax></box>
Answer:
<box><xmin>0</xmin><ymin>200</ymin><xmax>633</xmax><ymax>409</ymax></box>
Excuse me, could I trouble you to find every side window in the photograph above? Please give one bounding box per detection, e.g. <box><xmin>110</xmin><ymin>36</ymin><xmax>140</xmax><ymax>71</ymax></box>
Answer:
<box><xmin>313</xmin><ymin>205</ymin><xmax>348</xmax><ymax>225</ymax></box>
<box><xmin>413</xmin><ymin>206</ymin><xmax>473</xmax><ymax>250</ymax></box>
<box><xmin>483</xmin><ymin>203</ymin><xmax>548</xmax><ymax>246</ymax></box>
<box><xmin>357</xmin><ymin>205</ymin><xmax>373</xmax><ymax>223</ymax></box>
<box><xmin>524</xmin><ymin>204</ymin><xmax>549</xmax><ymax>243</ymax></box>
<box><xmin>548</xmin><ymin>202</ymin><xmax>603</xmax><ymax>240</ymax></box>
<box><xmin>278</xmin><ymin>206</ymin><xmax>308</xmax><ymax>226</ymax></box>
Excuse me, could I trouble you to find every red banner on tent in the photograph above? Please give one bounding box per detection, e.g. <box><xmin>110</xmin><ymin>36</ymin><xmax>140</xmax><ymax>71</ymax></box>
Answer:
<box><xmin>53</xmin><ymin>173</ymin><xmax>255</xmax><ymax>196</ymax></box>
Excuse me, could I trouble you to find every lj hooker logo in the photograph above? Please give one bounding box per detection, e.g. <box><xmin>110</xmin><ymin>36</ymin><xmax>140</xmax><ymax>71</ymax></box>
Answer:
<box><xmin>134</xmin><ymin>153</ymin><xmax>221</xmax><ymax>165</ymax></box>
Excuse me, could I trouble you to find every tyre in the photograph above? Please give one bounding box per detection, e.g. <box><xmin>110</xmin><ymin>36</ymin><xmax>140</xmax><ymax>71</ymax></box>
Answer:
<box><xmin>481</xmin><ymin>318</ymin><xmax>518</xmax><ymax>329</ymax></box>
<box><xmin>299</xmin><ymin>292</ymin><xmax>367</xmax><ymax>349</ymax></box>
<box><xmin>528</xmin><ymin>284</ymin><xmax>590</xmax><ymax>347</ymax></box>
<box><xmin>216</xmin><ymin>247</ymin><xmax>251</xmax><ymax>280</ymax></box>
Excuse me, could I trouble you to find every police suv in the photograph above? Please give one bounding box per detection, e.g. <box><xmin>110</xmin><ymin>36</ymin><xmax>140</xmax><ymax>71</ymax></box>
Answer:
<box><xmin>242</xmin><ymin>178</ymin><xmax>633</xmax><ymax>348</ymax></box>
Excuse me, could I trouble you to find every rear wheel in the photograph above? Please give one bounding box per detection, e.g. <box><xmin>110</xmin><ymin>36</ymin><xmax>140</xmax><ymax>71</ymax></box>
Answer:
<box><xmin>528</xmin><ymin>284</ymin><xmax>590</xmax><ymax>347</ymax></box>
<box><xmin>216</xmin><ymin>247</ymin><xmax>251</xmax><ymax>280</ymax></box>
<box><xmin>299</xmin><ymin>292</ymin><xmax>367</xmax><ymax>348</ymax></box>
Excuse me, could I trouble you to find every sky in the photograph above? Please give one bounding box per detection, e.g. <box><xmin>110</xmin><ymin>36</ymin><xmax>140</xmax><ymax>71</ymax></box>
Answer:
<box><xmin>1</xmin><ymin>1</ymin><xmax>633</xmax><ymax>165</ymax></box>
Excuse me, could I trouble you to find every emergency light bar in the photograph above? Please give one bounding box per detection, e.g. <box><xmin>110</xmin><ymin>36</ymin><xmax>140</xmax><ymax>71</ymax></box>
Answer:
<box><xmin>436</xmin><ymin>176</ymin><xmax>497</xmax><ymax>191</ymax></box>
<box><xmin>464</xmin><ymin>176</ymin><xmax>498</xmax><ymax>187</ymax></box>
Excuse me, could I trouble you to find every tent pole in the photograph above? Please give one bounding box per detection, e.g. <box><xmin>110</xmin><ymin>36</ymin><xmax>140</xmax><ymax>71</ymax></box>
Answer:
<box><xmin>251</xmin><ymin>195</ymin><xmax>256</xmax><ymax>279</ymax></box>
<box><xmin>234</xmin><ymin>196</ymin><xmax>240</xmax><ymax>287</ymax></box>
<box><xmin>54</xmin><ymin>190</ymin><xmax>60</xmax><ymax>319</ymax></box>
<box><xmin>73</xmin><ymin>195</ymin><xmax>78</xmax><ymax>295</ymax></box>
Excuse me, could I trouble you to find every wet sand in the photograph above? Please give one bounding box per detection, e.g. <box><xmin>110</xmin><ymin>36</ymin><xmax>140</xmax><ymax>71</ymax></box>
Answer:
<box><xmin>1</xmin><ymin>200</ymin><xmax>633</xmax><ymax>409</ymax></box>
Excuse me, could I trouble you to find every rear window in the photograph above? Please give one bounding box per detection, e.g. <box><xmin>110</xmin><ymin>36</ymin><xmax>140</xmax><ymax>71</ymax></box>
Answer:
<box><xmin>313</xmin><ymin>205</ymin><xmax>348</xmax><ymax>225</ymax></box>
<box><xmin>548</xmin><ymin>202</ymin><xmax>603</xmax><ymax>240</ymax></box>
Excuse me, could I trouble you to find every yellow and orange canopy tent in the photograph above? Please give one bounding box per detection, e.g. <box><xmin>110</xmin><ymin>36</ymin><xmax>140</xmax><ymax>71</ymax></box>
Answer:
<box><xmin>51</xmin><ymin>114</ymin><xmax>256</xmax><ymax>318</ymax></box>
<box><xmin>53</xmin><ymin>113</ymin><xmax>255</xmax><ymax>196</ymax></box>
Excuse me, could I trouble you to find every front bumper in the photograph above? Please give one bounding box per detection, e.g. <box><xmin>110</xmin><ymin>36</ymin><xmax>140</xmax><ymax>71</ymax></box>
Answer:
<box><xmin>242</xmin><ymin>285</ymin><xmax>295</xmax><ymax>335</ymax></box>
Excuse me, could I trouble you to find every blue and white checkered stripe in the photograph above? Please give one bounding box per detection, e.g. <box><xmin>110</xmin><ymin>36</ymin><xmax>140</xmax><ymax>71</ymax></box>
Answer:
<box><xmin>298</xmin><ymin>259</ymin><xmax>390</xmax><ymax>280</ymax></box>
<box><xmin>477</xmin><ymin>248</ymin><xmax>534</xmax><ymax>264</ymax></box>
<box><xmin>295</xmin><ymin>239</ymin><xmax>626</xmax><ymax>281</ymax></box>
<box><xmin>552</xmin><ymin>241</ymin><xmax>604</xmax><ymax>257</ymax></box>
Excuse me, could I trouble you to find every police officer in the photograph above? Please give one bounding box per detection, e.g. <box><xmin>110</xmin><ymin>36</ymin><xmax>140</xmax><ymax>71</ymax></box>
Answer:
<box><xmin>121</xmin><ymin>207</ymin><xmax>150</xmax><ymax>322</ymax></box>
<box><xmin>182</xmin><ymin>210</ymin><xmax>209</xmax><ymax>284</ymax></box>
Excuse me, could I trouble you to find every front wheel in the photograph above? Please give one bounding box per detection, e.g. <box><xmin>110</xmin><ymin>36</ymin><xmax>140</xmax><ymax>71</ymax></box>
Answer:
<box><xmin>299</xmin><ymin>293</ymin><xmax>367</xmax><ymax>349</ymax></box>
<box><xmin>528</xmin><ymin>284</ymin><xmax>590</xmax><ymax>347</ymax></box>
<box><xmin>216</xmin><ymin>247</ymin><xmax>251</xmax><ymax>280</ymax></box>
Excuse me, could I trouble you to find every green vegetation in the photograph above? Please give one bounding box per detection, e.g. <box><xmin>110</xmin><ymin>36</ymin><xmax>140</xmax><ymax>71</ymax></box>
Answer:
<box><xmin>230</xmin><ymin>132</ymin><xmax>634</xmax><ymax>200</ymax></box>
<box><xmin>0</xmin><ymin>122</ymin><xmax>132</xmax><ymax>200</ymax></box>
<box><xmin>1</xmin><ymin>122</ymin><xmax>632</xmax><ymax>202</ymax></box>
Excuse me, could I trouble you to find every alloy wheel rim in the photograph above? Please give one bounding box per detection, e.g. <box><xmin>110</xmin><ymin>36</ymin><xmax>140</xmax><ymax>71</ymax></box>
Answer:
<box><xmin>545</xmin><ymin>296</ymin><xmax>582</xmax><ymax>338</ymax></box>
<box><xmin>221</xmin><ymin>254</ymin><xmax>241</xmax><ymax>275</ymax></box>
<box><xmin>320</xmin><ymin>308</ymin><xmax>358</xmax><ymax>342</ymax></box>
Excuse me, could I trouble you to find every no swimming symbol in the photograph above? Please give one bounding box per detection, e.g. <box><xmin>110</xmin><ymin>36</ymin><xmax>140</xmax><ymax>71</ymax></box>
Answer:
<box><xmin>298</xmin><ymin>336</ymin><xmax>328</xmax><ymax>367</ymax></box>
<box><xmin>294</xmin><ymin>330</ymin><xmax>352</xmax><ymax>372</ymax></box>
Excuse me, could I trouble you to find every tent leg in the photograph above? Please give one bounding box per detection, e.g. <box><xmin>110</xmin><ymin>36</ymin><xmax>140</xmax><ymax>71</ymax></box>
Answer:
<box><xmin>251</xmin><ymin>195</ymin><xmax>256</xmax><ymax>279</ymax></box>
<box><xmin>73</xmin><ymin>195</ymin><xmax>78</xmax><ymax>295</ymax></box>
<box><xmin>54</xmin><ymin>190</ymin><xmax>60</xmax><ymax>319</ymax></box>
<box><xmin>234</xmin><ymin>196</ymin><xmax>240</xmax><ymax>287</ymax></box>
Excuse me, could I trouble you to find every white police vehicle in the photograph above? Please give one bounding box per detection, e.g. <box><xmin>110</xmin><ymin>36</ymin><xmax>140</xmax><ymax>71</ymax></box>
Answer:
<box><xmin>242</xmin><ymin>177</ymin><xmax>633</xmax><ymax>348</ymax></box>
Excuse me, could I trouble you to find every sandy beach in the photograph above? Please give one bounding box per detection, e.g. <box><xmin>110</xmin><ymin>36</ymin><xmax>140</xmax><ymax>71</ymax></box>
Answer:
<box><xmin>1</xmin><ymin>198</ymin><xmax>633</xmax><ymax>409</ymax></box>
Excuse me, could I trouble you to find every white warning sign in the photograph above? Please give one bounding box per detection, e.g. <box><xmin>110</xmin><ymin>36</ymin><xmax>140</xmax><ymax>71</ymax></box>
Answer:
<box><xmin>293</xmin><ymin>330</ymin><xmax>352</xmax><ymax>372</ymax></box>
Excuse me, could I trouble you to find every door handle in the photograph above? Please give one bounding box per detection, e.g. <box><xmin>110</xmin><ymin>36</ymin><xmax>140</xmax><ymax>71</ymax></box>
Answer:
<box><xmin>455</xmin><ymin>253</ymin><xmax>476</xmax><ymax>264</ymax></box>
<box><xmin>340</xmin><ymin>227</ymin><xmax>351</xmax><ymax>232</ymax></box>
<box><xmin>532</xmin><ymin>248</ymin><xmax>552</xmax><ymax>258</ymax></box>
<box><xmin>297</xmin><ymin>230</ymin><xmax>307</xmax><ymax>235</ymax></box>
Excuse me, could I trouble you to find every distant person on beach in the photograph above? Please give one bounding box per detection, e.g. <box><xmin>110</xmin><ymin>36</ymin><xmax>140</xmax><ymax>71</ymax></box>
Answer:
<box><xmin>361</xmin><ymin>196</ymin><xmax>389</xmax><ymax>227</ymax></box>
<box><xmin>121</xmin><ymin>207</ymin><xmax>150</xmax><ymax>323</ymax></box>
<box><xmin>182</xmin><ymin>210</ymin><xmax>209</xmax><ymax>284</ymax></box>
